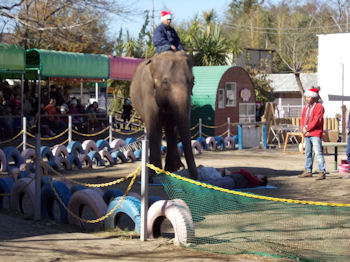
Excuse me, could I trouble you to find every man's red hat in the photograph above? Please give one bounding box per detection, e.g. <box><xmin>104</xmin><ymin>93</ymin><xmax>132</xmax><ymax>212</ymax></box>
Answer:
<box><xmin>161</xmin><ymin>11</ymin><xmax>171</xmax><ymax>21</ymax></box>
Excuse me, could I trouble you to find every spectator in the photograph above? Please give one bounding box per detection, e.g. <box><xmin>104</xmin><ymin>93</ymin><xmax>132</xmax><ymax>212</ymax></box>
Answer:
<box><xmin>122</xmin><ymin>98</ymin><xmax>133</xmax><ymax>130</ymax></box>
<box><xmin>345</xmin><ymin>111</ymin><xmax>350</xmax><ymax>179</ymax></box>
<box><xmin>299</xmin><ymin>88</ymin><xmax>326</xmax><ymax>180</ymax></box>
<box><xmin>153</xmin><ymin>11</ymin><xmax>184</xmax><ymax>54</ymax></box>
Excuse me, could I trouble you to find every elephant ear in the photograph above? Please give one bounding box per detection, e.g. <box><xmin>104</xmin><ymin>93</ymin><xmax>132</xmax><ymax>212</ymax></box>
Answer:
<box><xmin>144</xmin><ymin>59</ymin><xmax>158</xmax><ymax>89</ymax></box>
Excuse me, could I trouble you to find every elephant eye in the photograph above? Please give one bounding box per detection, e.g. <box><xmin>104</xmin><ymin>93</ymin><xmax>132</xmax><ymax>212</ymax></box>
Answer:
<box><xmin>161</xmin><ymin>79</ymin><xmax>169</xmax><ymax>88</ymax></box>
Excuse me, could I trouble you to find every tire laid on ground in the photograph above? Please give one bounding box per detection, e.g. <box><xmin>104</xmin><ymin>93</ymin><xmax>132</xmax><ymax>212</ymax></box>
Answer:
<box><xmin>134</xmin><ymin>149</ymin><xmax>142</xmax><ymax>161</ymax></box>
<box><xmin>215</xmin><ymin>136</ymin><xmax>225</xmax><ymax>151</ymax></box>
<box><xmin>41</xmin><ymin>180</ymin><xmax>72</xmax><ymax>223</ymax></box>
<box><xmin>104</xmin><ymin>196</ymin><xmax>141</xmax><ymax>233</ymax></box>
<box><xmin>111</xmin><ymin>151</ymin><xmax>127</xmax><ymax>164</ymax></box>
<box><xmin>67</xmin><ymin>141</ymin><xmax>84</xmax><ymax>157</ymax></box>
<box><xmin>88</xmin><ymin>151</ymin><xmax>105</xmax><ymax>167</ymax></box>
<box><xmin>54</xmin><ymin>156</ymin><xmax>72</xmax><ymax>170</ymax></box>
<box><xmin>110</xmin><ymin>139</ymin><xmax>126</xmax><ymax>151</ymax></box>
<box><xmin>4</xmin><ymin>147</ymin><xmax>24</xmax><ymax>171</ymax></box>
<box><xmin>147</xmin><ymin>199</ymin><xmax>195</xmax><ymax>245</ymax></box>
<box><xmin>68</xmin><ymin>189</ymin><xmax>107</xmax><ymax>230</ymax></box>
<box><xmin>224</xmin><ymin>136</ymin><xmax>235</xmax><ymax>149</ymax></box>
<box><xmin>40</xmin><ymin>146</ymin><xmax>55</xmax><ymax>163</ymax></box>
<box><xmin>103</xmin><ymin>189</ymin><xmax>123</xmax><ymax>205</ymax></box>
<box><xmin>96</xmin><ymin>139</ymin><xmax>111</xmax><ymax>152</ymax></box>
<box><xmin>205</xmin><ymin>137</ymin><xmax>216</xmax><ymax>151</ymax></box>
<box><xmin>67</xmin><ymin>155</ymin><xmax>82</xmax><ymax>170</ymax></box>
<box><xmin>99</xmin><ymin>150</ymin><xmax>115</xmax><ymax>166</ymax></box>
<box><xmin>196</xmin><ymin>137</ymin><xmax>208</xmax><ymax>150</ymax></box>
<box><xmin>78</xmin><ymin>154</ymin><xmax>92</xmax><ymax>169</ymax></box>
<box><xmin>82</xmin><ymin>140</ymin><xmax>98</xmax><ymax>154</ymax></box>
<box><xmin>191</xmin><ymin>140</ymin><xmax>202</xmax><ymax>155</ymax></box>
<box><xmin>51</xmin><ymin>145</ymin><xmax>69</xmax><ymax>158</ymax></box>
<box><xmin>123</xmin><ymin>150</ymin><xmax>136</xmax><ymax>162</ymax></box>
<box><xmin>0</xmin><ymin>149</ymin><xmax>6</xmax><ymax>172</ymax></box>
<box><xmin>0</xmin><ymin>177</ymin><xmax>14</xmax><ymax>209</ymax></box>
<box><xmin>10</xmin><ymin>177</ymin><xmax>35</xmax><ymax>215</ymax></box>
<box><xmin>125</xmin><ymin>137</ymin><xmax>137</xmax><ymax>145</ymax></box>
<box><xmin>20</xmin><ymin>148</ymin><xmax>35</xmax><ymax>162</ymax></box>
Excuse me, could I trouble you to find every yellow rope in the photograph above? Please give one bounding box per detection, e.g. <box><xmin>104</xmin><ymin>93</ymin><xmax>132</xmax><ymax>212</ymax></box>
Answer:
<box><xmin>72</xmin><ymin>127</ymin><xmax>109</xmax><ymax>137</ymax></box>
<box><xmin>202</xmin><ymin>122</ymin><xmax>227</xmax><ymax>128</ymax></box>
<box><xmin>191</xmin><ymin>131</ymin><xmax>199</xmax><ymax>139</ymax></box>
<box><xmin>46</xmin><ymin>163</ymin><xmax>141</xmax><ymax>188</ymax></box>
<box><xmin>147</xmin><ymin>164</ymin><xmax>350</xmax><ymax>207</ymax></box>
<box><xmin>0</xmin><ymin>176</ymin><xmax>34</xmax><ymax>197</ymax></box>
<box><xmin>26</xmin><ymin>143</ymin><xmax>35</xmax><ymax>149</ymax></box>
<box><xmin>218</xmin><ymin>130</ymin><xmax>228</xmax><ymax>137</ymax></box>
<box><xmin>26</xmin><ymin>131</ymin><xmax>35</xmax><ymax>138</ymax></box>
<box><xmin>47</xmin><ymin>168</ymin><xmax>138</xmax><ymax>223</ymax></box>
<box><xmin>50</xmin><ymin>139</ymin><xmax>69</xmax><ymax>149</ymax></box>
<box><xmin>114</xmin><ymin>128</ymin><xmax>144</xmax><ymax>135</ymax></box>
<box><xmin>16</xmin><ymin>142</ymin><xmax>24</xmax><ymax>149</ymax></box>
<box><xmin>190</xmin><ymin>123</ymin><xmax>199</xmax><ymax>130</ymax></box>
<box><xmin>0</xmin><ymin>130</ymin><xmax>23</xmax><ymax>144</ymax></box>
<box><xmin>40</xmin><ymin>129</ymin><xmax>68</xmax><ymax>140</ymax></box>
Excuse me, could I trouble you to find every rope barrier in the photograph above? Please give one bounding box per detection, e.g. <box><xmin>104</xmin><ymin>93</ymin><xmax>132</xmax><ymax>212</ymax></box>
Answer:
<box><xmin>191</xmin><ymin>131</ymin><xmax>199</xmax><ymax>139</ymax></box>
<box><xmin>147</xmin><ymin>164</ymin><xmax>350</xmax><ymax>207</ymax></box>
<box><xmin>26</xmin><ymin>143</ymin><xmax>35</xmax><ymax>149</ymax></box>
<box><xmin>113</xmin><ymin>128</ymin><xmax>144</xmax><ymax>135</ymax></box>
<box><xmin>16</xmin><ymin>142</ymin><xmax>24</xmax><ymax>149</ymax></box>
<box><xmin>202</xmin><ymin>122</ymin><xmax>227</xmax><ymax>129</ymax></box>
<box><xmin>0</xmin><ymin>130</ymin><xmax>23</xmax><ymax>144</ymax></box>
<box><xmin>47</xmin><ymin>167</ymin><xmax>138</xmax><ymax>223</ymax></box>
<box><xmin>40</xmin><ymin>129</ymin><xmax>68</xmax><ymax>141</ymax></box>
<box><xmin>0</xmin><ymin>176</ymin><xmax>35</xmax><ymax>197</ymax></box>
<box><xmin>190</xmin><ymin>123</ymin><xmax>199</xmax><ymax>130</ymax></box>
<box><xmin>72</xmin><ymin>127</ymin><xmax>109</xmax><ymax>137</ymax></box>
<box><xmin>50</xmin><ymin>139</ymin><xmax>69</xmax><ymax>149</ymax></box>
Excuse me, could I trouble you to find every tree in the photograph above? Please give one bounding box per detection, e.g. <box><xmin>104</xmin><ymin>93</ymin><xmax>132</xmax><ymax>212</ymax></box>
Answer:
<box><xmin>0</xmin><ymin>0</ymin><xmax>133</xmax><ymax>53</ymax></box>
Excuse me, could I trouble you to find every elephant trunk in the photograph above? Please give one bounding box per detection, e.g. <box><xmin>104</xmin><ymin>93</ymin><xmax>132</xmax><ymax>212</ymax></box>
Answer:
<box><xmin>175</xmin><ymin>104</ymin><xmax>198</xmax><ymax>180</ymax></box>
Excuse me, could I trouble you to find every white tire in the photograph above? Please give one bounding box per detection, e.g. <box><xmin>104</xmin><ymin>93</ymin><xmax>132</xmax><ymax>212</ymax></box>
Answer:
<box><xmin>224</xmin><ymin>136</ymin><xmax>235</xmax><ymax>149</ymax></box>
<box><xmin>110</xmin><ymin>139</ymin><xmax>126</xmax><ymax>150</ymax></box>
<box><xmin>99</xmin><ymin>150</ymin><xmax>115</xmax><ymax>166</ymax></box>
<box><xmin>78</xmin><ymin>154</ymin><xmax>93</xmax><ymax>169</ymax></box>
<box><xmin>51</xmin><ymin>145</ymin><xmax>69</xmax><ymax>158</ymax></box>
<box><xmin>191</xmin><ymin>140</ymin><xmax>202</xmax><ymax>155</ymax></box>
<box><xmin>21</xmin><ymin>148</ymin><xmax>36</xmax><ymax>162</ymax></box>
<box><xmin>206</xmin><ymin>137</ymin><xmax>216</xmax><ymax>151</ymax></box>
<box><xmin>68</xmin><ymin>189</ymin><xmax>107</xmax><ymax>230</ymax></box>
<box><xmin>0</xmin><ymin>149</ymin><xmax>6</xmax><ymax>172</ymax></box>
<box><xmin>54</xmin><ymin>156</ymin><xmax>72</xmax><ymax>170</ymax></box>
<box><xmin>123</xmin><ymin>150</ymin><xmax>136</xmax><ymax>162</ymax></box>
<box><xmin>147</xmin><ymin>199</ymin><xmax>195</xmax><ymax>245</ymax></box>
<box><xmin>82</xmin><ymin>140</ymin><xmax>98</xmax><ymax>154</ymax></box>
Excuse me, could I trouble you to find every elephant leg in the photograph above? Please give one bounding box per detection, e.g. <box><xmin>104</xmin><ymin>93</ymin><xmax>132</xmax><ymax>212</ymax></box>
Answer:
<box><xmin>164</xmin><ymin>123</ymin><xmax>184</xmax><ymax>172</ymax></box>
<box><xmin>146</xmin><ymin>119</ymin><xmax>162</xmax><ymax>175</ymax></box>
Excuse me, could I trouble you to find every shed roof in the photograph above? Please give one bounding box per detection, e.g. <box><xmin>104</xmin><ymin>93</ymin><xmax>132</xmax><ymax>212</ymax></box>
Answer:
<box><xmin>109</xmin><ymin>56</ymin><xmax>144</xmax><ymax>80</ymax></box>
<box><xmin>192</xmin><ymin>65</ymin><xmax>231</xmax><ymax>108</ymax></box>
<box><xmin>26</xmin><ymin>49</ymin><xmax>109</xmax><ymax>79</ymax></box>
<box><xmin>0</xmin><ymin>44</ymin><xmax>25</xmax><ymax>75</ymax></box>
<box><xmin>266</xmin><ymin>73</ymin><xmax>317</xmax><ymax>93</ymax></box>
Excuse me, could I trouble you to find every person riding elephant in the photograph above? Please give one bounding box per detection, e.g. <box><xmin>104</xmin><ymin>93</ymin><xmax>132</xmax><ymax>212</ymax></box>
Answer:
<box><xmin>130</xmin><ymin>51</ymin><xmax>198</xmax><ymax>180</ymax></box>
<box><xmin>153</xmin><ymin>10</ymin><xmax>184</xmax><ymax>54</ymax></box>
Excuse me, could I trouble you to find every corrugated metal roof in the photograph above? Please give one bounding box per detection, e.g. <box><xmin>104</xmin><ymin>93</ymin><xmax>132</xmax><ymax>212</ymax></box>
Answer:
<box><xmin>192</xmin><ymin>65</ymin><xmax>231</xmax><ymax>108</ymax></box>
<box><xmin>26</xmin><ymin>49</ymin><xmax>109</xmax><ymax>79</ymax></box>
<box><xmin>266</xmin><ymin>73</ymin><xmax>317</xmax><ymax>92</ymax></box>
<box><xmin>0</xmin><ymin>44</ymin><xmax>25</xmax><ymax>72</ymax></box>
<box><xmin>109</xmin><ymin>56</ymin><xmax>144</xmax><ymax>80</ymax></box>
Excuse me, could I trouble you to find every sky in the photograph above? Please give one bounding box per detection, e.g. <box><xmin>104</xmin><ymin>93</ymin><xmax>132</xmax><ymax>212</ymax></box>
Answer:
<box><xmin>109</xmin><ymin>0</ymin><xmax>232</xmax><ymax>38</ymax></box>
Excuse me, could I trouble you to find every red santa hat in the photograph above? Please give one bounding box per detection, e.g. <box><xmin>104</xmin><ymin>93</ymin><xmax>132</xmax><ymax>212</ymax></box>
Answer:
<box><xmin>304</xmin><ymin>88</ymin><xmax>319</xmax><ymax>98</ymax></box>
<box><xmin>161</xmin><ymin>11</ymin><xmax>171</xmax><ymax>21</ymax></box>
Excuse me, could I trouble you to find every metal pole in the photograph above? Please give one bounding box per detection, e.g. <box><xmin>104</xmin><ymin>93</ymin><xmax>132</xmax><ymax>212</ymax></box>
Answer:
<box><xmin>262</xmin><ymin>124</ymin><xmax>267</xmax><ymax>149</ymax></box>
<box><xmin>238</xmin><ymin>124</ymin><xmax>243</xmax><ymax>150</ymax></box>
<box><xmin>68</xmin><ymin>115</ymin><xmax>72</xmax><ymax>143</ymax></box>
<box><xmin>80</xmin><ymin>79</ymin><xmax>83</xmax><ymax>100</ymax></box>
<box><xmin>21</xmin><ymin>73</ymin><xmax>24</xmax><ymax>118</ymax></box>
<box><xmin>109</xmin><ymin>114</ymin><xmax>113</xmax><ymax>145</ymax></box>
<box><xmin>34</xmin><ymin>135</ymin><xmax>41</xmax><ymax>221</ymax></box>
<box><xmin>199</xmin><ymin>118</ymin><xmax>202</xmax><ymax>138</ymax></box>
<box><xmin>95</xmin><ymin>82</ymin><xmax>99</xmax><ymax>102</ymax></box>
<box><xmin>37</xmin><ymin>71</ymin><xmax>41</xmax><ymax>135</ymax></box>
<box><xmin>23</xmin><ymin>117</ymin><xmax>27</xmax><ymax>151</ymax></box>
<box><xmin>140</xmin><ymin>132</ymin><xmax>149</xmax><ymax>241</ymax></box>
<box><xmin>227</xmin><ymin>117</ymin><xmax>230</xmax><ymax>137</ymax></box>
<box><xmin>105</xmin><ymin>80</ymin><xmax>108</xmax><ymax>111</ymax></box>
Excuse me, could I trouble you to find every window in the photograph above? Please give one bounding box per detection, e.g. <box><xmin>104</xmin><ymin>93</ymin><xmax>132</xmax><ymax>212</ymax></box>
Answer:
<box><xmin>218</xmin><ymin>89</ymin><xmax>224</xmax><ymax>109</ymax></box>
<box><xmin>225</xmin><ymin>82</ymin><xmax>236</xmax><ymax>107</ymax></box>
<box><xmin>239</xmin><ymin>103</ymin><xmax>256</xmax><ymax>123</ymax></box>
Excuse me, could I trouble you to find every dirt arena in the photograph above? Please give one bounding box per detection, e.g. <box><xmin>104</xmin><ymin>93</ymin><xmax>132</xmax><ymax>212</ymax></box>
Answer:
<box><xmin>1</xmin><ymin>145</ymin><xmax>349</xmax><ymax>261</ymax></box>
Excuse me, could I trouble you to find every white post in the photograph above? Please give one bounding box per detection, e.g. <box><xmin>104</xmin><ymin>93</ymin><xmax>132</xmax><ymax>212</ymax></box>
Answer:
<box><xmin>80</xmin><ymin>79</ymin><xmax>83</xmax><ymax>100</ymax></box>
<box><xmin>95</xmin><ymin>82</ymin><xmax>99</xmax><ymax>102</ymax></box>
<box><xmin>199</xmin><ymin>118</ymin><xmax>202</xmax><ymax>137</ymax></box>
<box><xmin>109</xmin><ymin>114</ymin><xmax>113</xmax><ymax>145</ymax></box>
<box><xmin>68</xmin><ymin>115</ymin><xmax>72</xmax><ymax>143</ymax></box>
<box><xmin>140</xmin><ymin>133</ymin><xmax>149</xmax><ymax>241</ymax></box>
<box><xmin>34</xmin><ymin>134</ymin><xmax>41</xmax><ymax>220</ymax></box>
<box><xmin>23</xmin><ymin>117</ymin><xmax>27</xmax><ymax>151</ymax></box>
<box><xmin>227</xmin><ymin>117</ymin><xmax>230</xmax><ymax>137</ymax></box>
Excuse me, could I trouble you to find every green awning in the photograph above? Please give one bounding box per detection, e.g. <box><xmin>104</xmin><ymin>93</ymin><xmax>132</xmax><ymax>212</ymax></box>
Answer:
<box><xmin>26</xmin><ymin>49</ymin><xmax>109</xmax><ymax>79</ymax></box>
<box><xmin>0</xmin><ymin>44</ymin><xmax>25</xmax><ymax>73</ymax></box>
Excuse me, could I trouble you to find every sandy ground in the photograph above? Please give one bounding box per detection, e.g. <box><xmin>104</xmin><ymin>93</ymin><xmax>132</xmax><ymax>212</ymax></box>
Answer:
<box><xmin>0</xmin><ymin>145</ymin><xmax>349</xmax><ymax>261</ymax></box>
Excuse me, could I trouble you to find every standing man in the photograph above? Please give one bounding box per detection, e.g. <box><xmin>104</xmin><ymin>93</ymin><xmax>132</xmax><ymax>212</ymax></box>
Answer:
<box><xmin>299</xmin><ymin>88</ymin><xmax>327</xmax><ymax>180</ymax></box>
<box><xmin>153</xmin><ymin>11</ymin><xmax>184</xmax><ymax>54</ymax></box>
<box><xmin>345</xmin><ymin>110</ymin><xmax>350</xmax><ymax>179</ymax></box>
<box><xmin>122</xmin><ymin>98</ymin><xmax>133</xmax><ymax>130</ymax></box>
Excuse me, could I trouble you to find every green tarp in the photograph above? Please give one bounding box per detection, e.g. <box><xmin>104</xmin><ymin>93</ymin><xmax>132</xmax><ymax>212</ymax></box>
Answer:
<box><xmin>26</xmin><ymin>49</ymin><xmax>109</xmax><ymax>79</ymax></box>
<box><xmin>0</xmin><ymin>44</ymin><xmax>25</xmax><ymax>73</ymax></box>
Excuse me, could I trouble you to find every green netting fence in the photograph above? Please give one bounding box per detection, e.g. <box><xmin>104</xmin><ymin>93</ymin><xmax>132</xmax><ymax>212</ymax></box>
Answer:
<box><xmin>149</xmin><ymin>165</ymin><xmax>350</xmax><ymax>262</ymax></box>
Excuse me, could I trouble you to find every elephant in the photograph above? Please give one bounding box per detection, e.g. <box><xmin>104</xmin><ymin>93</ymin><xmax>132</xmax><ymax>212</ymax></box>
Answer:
<box><xmin>130</xmin><ymin>51</ymin><xmax>198</xmax><ymax>180</ymax></box>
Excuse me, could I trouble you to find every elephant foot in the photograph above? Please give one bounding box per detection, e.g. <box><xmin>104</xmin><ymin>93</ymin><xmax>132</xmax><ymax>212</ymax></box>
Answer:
<box><xmin>165</xmin><ymin>159</ymin><xmax>185</xmax><ymax>172</ymax></box>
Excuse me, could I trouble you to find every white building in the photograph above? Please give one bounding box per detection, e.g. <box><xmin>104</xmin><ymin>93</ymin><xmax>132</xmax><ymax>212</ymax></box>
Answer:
<box><xmin>318</xmin><ymin>33</ymin><xmax>350</xmax><ymax>117</ymax></box>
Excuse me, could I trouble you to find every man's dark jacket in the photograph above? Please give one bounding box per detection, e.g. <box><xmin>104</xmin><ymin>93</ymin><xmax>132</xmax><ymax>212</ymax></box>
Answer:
<box><xmin>153</xmin><ymin>23</ymin><xmax>184</xmax><ymax>53</ymax></box>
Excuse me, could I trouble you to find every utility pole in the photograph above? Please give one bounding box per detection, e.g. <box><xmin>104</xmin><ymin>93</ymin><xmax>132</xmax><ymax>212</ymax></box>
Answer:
<box><xmin>151</xmin><ymin>0</ymin><xmax>155</xmax><ymax>35</ymax></box>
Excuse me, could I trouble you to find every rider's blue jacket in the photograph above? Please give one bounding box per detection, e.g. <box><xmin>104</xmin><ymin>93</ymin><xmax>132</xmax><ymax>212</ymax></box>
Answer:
<box><xmin>153</xmin><ymin>23</ymin><xmax>184</xmax><ymax>53</ymax></box>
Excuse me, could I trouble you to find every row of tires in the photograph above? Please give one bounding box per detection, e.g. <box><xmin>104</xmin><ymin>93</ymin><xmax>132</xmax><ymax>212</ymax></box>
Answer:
<box><xmin>0</xmin><ymin>176</ymin><xmax>194</xmax><ymax>245</ymax></box>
